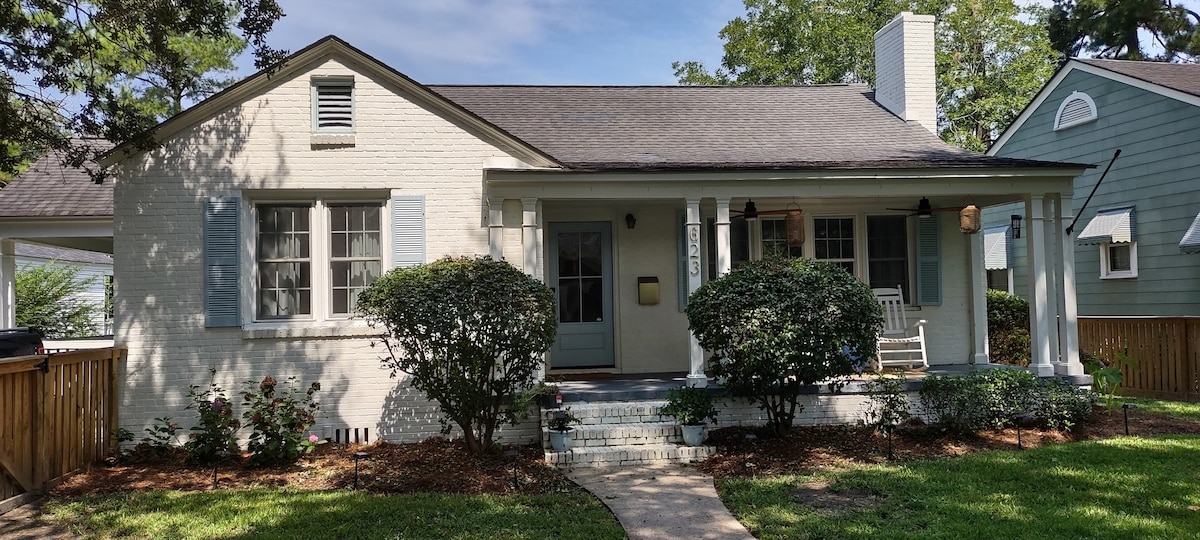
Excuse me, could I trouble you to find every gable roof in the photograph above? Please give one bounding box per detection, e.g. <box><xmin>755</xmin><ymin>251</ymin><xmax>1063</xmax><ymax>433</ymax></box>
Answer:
<box><xmin>0</xmin><ymin>140</ymin><xmax>112</xmax><ymax>218</ymax></box>
<box><xmin>990</xmin><ymin>58</ymin><xmax>1200</xmax><ymax>154</ymax></box>
<box><xmin>431</xmin><ymin>85</ymin><xmax>1068</xmax><ymax>171</ymax></box>
<box><xmin>100</xmin><ymin>36</ymin><xmax>560</xmax><ymax>169</ymax></box>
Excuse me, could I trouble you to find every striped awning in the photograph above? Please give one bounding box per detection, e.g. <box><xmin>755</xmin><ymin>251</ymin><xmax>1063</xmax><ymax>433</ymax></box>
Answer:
<box><xmin>983</xmin><ymin>225</ymin><xmax>1010</xmax><ymax>270</ymax></box>
<box><xmin>1076</xmin><ymin>207</ymin><xmax>1135</xmax><ymax>245</ymax></box>
<box><xmin>1181</xmin><ymin>212</ymin><xmax>1200</xmax><ymax>254</ymax></box>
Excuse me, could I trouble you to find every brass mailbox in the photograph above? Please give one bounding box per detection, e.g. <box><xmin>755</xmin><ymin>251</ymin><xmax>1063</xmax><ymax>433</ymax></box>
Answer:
<box><xmin>638</xmin><ymin>277</ymin><xmax>660</xmax><ymax>305</ymax></box>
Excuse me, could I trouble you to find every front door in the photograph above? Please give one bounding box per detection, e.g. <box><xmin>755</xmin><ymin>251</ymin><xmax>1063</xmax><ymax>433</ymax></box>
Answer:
<box><xmin>548</xmin><ymin>222</ymin><xmax>615</xmax><ymax>368</ymax></box>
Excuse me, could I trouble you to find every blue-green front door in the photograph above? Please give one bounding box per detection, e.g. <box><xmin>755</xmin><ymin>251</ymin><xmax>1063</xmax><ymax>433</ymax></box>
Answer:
<box><xmin>548</xmin><ymin>222</ymin><xmax>615</xmax><ymax>368</ymax></box>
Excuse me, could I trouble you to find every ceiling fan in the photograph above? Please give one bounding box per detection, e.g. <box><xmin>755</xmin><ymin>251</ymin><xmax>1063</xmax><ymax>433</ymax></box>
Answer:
<box><xmin>886</xmin><ymin>197</ymin><xmax>963</xmax><ymax>218</ymax></box>
<box><xmin>730</xmin><ymin>200</ymin><xmax>804</xmax><ymax>221</ymax></box>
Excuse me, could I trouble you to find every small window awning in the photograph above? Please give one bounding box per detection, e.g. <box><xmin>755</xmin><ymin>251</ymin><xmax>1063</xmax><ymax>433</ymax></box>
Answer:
<box><xmin>983</xmin><ymin>226</ymin><xmax>1010</xmax><ymax>270</ymax></box>
<box><xmin>1181</xmin><ymin>212</ymin><xmax>1200</xmax><ymax>254</ymax></box>
<box><xmin>1076</xmin><ymin>207</ymin><xmax>1135</xmax><ymax>245</ymax></box>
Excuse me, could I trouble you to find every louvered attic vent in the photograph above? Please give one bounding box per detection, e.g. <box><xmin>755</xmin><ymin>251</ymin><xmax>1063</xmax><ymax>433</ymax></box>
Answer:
<box><xmin>313</xmin><ymin>79</ymin><xmax>354</xmax><ymax>132</ymax></box>
<box><xmin>1054</xmin><ymin>91</ymin><xmax>1097</xmax><ymax>130</ymax></box>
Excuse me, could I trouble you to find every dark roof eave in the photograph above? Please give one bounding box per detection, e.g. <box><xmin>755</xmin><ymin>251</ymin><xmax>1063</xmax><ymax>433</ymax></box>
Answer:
<box><xmin>519</xmin><ymin>158</ymin><xmax>1093</xmax><ymax>173</ymax></box>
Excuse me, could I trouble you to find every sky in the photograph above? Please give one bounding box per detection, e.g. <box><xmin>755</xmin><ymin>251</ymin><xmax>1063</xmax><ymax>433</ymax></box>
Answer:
<box><xmin>234</xmin><ymin>0</ymin><xmax>748</xmax><ymax>85</ymax></box>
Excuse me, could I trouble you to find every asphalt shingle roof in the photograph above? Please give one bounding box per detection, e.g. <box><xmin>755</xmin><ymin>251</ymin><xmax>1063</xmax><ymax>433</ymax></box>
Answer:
<box><xmin>1077</xmin><ymin>58</ymin><xmax>1200</xmax><ymax>98</ymax></box>
<box><xmin>15</xmin><ymin>242</ymin><xmax>112</xmax><ymax>265</ymax></box>
<box><xmin>0</xmin><ymin>140</ymin><xmax>112</xmax><ymax>218</ymax></box>
<box><xmin>430</xmin><ymin>84</ymin><xmax>1067</xmax><ymax>170</ymax></box>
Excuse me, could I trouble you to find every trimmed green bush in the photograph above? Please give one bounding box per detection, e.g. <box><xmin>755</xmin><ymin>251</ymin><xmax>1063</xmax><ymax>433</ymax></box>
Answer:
<box><xmin>986</xmin><ymin>289</ymin><xmax>1030</xmax><ymax>366</ymax></box>
<box><xmin>357</xmin><ymin>256</ymin><xmax>556</xmax><ymax>454</ymax></box>
<box><xmin>686</xmin><ymin>257</ymin><xmax>883</xmax><ymax>436</ymax></box>
<box><xmin>919</xmin><ymin>369</ymin><xmax>1091</xmax><ymax>433</ymax></box>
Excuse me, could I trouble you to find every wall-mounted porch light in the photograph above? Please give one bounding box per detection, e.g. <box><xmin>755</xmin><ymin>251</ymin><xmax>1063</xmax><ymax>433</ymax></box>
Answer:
<box><xmin>625</xmin><ymin>213</ymin><xmax>636</xmax><ymax>229</ymax></box>
<box><xmin>1011</xmin><ymin>214</ymin><xmax>1023</xmax><ymax>239</ymax></box>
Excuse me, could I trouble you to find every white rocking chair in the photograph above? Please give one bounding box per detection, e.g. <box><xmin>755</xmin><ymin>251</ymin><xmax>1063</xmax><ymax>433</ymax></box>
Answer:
<box><xmin>873</xmin><ymin>285</ymin><xmax>929</xmax><ymax>370</ymax></box>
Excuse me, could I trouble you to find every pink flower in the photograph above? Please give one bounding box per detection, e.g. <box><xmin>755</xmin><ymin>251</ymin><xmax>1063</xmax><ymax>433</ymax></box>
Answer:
<box><xmin>309</xmin><ymin>434</ymin><xmax>319</xmax><ymax>443</ymax></box>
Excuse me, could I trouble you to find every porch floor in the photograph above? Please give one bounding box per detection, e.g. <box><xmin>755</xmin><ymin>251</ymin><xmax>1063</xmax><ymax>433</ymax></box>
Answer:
<box><xmin>548</xmin><ymin>364</ymin><xmax>1045</xmax><ymax>403</ymax></box>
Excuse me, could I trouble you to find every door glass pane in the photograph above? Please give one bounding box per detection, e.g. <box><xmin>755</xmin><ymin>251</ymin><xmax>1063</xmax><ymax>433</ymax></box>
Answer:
<box><xmin>558</xmin><ymin>278</ymin><xmax>580</xmax><ymax>323</ymax></box>
<box><xmin>580</xmin><ymin>232</ymin><xmax>602</xmax><ymax>276</ymax></box>
<box><xmin>581</xmin><ymin>278</ymin><xmax>603</xmax><ymax>322</ymax></box>
<box><xmin>558</xmin><ymin>232</ymin><xmax>580</xmax><ymax>277</ymax></box>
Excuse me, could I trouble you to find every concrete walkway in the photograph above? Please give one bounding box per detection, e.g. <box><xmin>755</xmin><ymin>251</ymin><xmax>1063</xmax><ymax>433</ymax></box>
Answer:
<box><xmin>567</xmin><ymin>464</ymin><xmax>755</xmax><ymax>540</ymax></box>
<box><xmin>0</xmin><ymin>500</ymin><xmax>71</xmax><ymax>540</ymax></box>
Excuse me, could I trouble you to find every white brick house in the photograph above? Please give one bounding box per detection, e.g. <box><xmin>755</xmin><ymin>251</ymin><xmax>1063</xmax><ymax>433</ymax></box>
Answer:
<box><xmin>104</xmin><ymin>13</ymin><xmax>1087</xmax><ymax>444</ymax></box>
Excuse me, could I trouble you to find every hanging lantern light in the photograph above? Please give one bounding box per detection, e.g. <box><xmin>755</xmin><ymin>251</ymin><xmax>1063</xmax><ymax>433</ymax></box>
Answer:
<box><xmin>786</xmin><ymin>205</ymin><xmax>805</xmax><ymax>247</ymax></box>
<box><xmin>959</xmin><ymin>204</ymin><xmax>982</xmax><ymax>234</ymax></box>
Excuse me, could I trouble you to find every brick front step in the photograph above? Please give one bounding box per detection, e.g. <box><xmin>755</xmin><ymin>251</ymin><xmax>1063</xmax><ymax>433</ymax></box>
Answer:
<box><xmin>543</xmin><ymin>421</ymin><xmax>684</xmax><ymax>447</ymax></box>
<box><xmin>545</xmin><ymin>443</ymin><xmax>716</xmax><ymax>467</ymax></box>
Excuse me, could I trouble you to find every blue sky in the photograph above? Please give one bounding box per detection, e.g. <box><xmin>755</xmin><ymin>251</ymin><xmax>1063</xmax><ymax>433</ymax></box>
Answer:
<box><xmin>235</xmin><ymin>0</ymin><xmax>747</xmax><ymax>85</ymax></box>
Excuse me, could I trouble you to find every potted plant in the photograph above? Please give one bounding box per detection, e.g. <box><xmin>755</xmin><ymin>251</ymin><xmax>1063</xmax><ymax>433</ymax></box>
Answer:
<box><xmin>547</xmin><ymin>409</ymin><xmax>579</xmax><ymax>452</ymax></box>
<box><xmin>661</xmin><ymin>386</ymin><xmax>719</xmax><ymax>446</ymax></box>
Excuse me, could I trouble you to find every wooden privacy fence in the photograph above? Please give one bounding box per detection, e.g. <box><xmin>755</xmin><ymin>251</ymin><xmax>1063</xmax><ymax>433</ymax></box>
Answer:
<box><xmin>1078</xmin><ymin>317</ymin><xmax>1200</xmax><ymax>402</ymax></box>
<box><xmin>0</xmin><ymin>348</ymin><xmax>123</xmax><ymax>512</ymax></box>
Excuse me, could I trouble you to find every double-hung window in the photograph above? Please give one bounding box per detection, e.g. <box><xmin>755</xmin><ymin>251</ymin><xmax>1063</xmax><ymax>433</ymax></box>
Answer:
<box><xmin>813</xmin><ymin>217</ymin><xmax>856</xmax><ymax>272</ymax></box>
<box><xmin>255</xmin><ymin>200</ymin><xmax>383</xmax><ymax>321</ymax></box>
<box><xmin>761</xmin><ymin>218</ymin><xmax>803</xmax><ymax>259</ymax></box>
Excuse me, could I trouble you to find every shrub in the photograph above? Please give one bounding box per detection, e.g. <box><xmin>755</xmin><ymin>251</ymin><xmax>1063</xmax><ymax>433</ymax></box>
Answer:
<box><xmin>183</xmin><ymin>373</ymin><xmax>240</xmax><ymax>464</ymax></box>
<box><xmin>241</xmin><ymin>376</ymin><xmax>321</xmax><ymax>467</ymax></box>
<box><xmin>140</xmin><ymin>416</ymin><xmax>180</xmax><ymax>454</ymax></box>
<box><xmin>863</xmin><ymin>373</ymin><xmax>911</xmax><ymax>432</ymax></box>
<box><xmin>686</xmin><ymin>257</ymin><xmax>882</xmax><ymax>436</ymax></box>
<box><xmin>919</xmin><ymin>369</ymin><xmax>1091</xmax><ymax>433</ymax></box>
<box><xmin>358</xmin><ymin>256</ymin><xmax>557</xmax><ymax>454</ymax></box>
<box><xmin>986</xmin><ymin>289</ymin><xmax>1030</xmax><ymax>366</ymax></box>
<box><xmin>15</xmin><ymin>262</ymin><xmax>100</xmax><ymax>338</ymax></box>
<box><xmin>661</xmin><ymin>386</ymin><xmax>719</xmax><ymax>426</ymax></box>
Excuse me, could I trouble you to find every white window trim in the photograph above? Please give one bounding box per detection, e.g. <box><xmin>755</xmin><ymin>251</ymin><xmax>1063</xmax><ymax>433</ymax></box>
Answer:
<box><xmin>1099</xmin><ymin>242</ymin><xmax>1138</xmax><ymax>280</ymax></box>
<box><xmin>1053</xmin><ymin>91</ymin><xmax>1098</xmax><ymax>131</ymax></box>
<box><xmin>242</xmin><ymin>195</ymin><xmax>391</xmax><ymax>331</ymax></box>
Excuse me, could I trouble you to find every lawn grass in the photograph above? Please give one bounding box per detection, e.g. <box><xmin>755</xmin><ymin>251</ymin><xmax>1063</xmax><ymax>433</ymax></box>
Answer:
<box><xmin>718</xmin><ymin>435</ymin><xmax>1200</xmax><ymax>540</ymax></box>
<box><xmin>1115</xmin><ymin>397</ymin><xmax>1200</xmax><ymax>421</ymax></box>
<box><xmin>46</xmin><ymin>489</ymin><xmax>625</xmax><ymax>539</ymax></box>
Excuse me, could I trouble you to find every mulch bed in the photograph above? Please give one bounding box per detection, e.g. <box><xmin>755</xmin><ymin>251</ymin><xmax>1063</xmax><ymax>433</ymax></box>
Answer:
<box><xmin>51</xmin><ymin>408</ymin><xmax>1200</xmax><ymax>497</ymax></box>
<box><xmin>699</xmin><ymin>407</ymin><xmax>1200</xmax><ymax>479</ymax></box>
<box><xmin>52</xmin><ymin>438</ymin><xmax>573</xmax><ymax>498</ymax></box>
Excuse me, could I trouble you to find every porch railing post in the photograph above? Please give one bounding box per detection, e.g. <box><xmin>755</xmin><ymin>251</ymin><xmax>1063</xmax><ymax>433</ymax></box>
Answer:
<box><xmin>685</xmin><ymin>198</ymin><xmax>707</xmax><ymax>388</ymax></box>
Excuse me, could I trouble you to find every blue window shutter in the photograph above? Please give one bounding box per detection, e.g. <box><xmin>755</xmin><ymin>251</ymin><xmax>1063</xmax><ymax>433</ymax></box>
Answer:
<box><xmin>392</xmin><ymin>195</ymin><xmax>426</xmax><ymax>267</ymax></box>
<box><xmin>204</xmin><ymin>197</ymin><xmax>240</xmax><ymax>327</ymax></box>
<box><xmin>677</xmin><ymin>210</ymin><xmax>687</xmax><ymax>312</ymax></box>
<box><xmin>915</xmin><ymin>215</ymin><xmax>941</xmax><ymax>305</ymax></box>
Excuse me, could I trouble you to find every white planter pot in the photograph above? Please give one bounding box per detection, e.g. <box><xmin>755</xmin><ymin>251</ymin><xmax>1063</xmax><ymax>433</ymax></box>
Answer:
<box><xmin>680</xmin><ymin>424</ymin><xmax>707</xmax><ymax>447</ymax></box>
<box><xmin>549</xmin><ymin>429</ymin><xmax>574</xmax><ymax>452</ymax></box>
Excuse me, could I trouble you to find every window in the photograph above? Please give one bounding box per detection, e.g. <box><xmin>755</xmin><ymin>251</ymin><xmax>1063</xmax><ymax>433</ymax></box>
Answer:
<box><xmin>867</xmin><ymin>216</ymin><xmax>908</xmax><ymax>292</ymax></box>
<box><xmin>312</xmin><ymin>77</ymin><xmax>355</xmax><ymax>134</ymax></box>
<box><xmin>1053</xmin><ymin>91</ymin><xmax>1097</xmax><ymax>130</ymax></box>
<box><xmin>255</xmin><ymin>200</ymin><xmax>383</xmax><ymax>321</ymax></box>
<box><xmin>1100</xmin><ymin>242</ymin><xmax>1138</xmax><ymax>279</ymax></box>
<box><xmin>760</xmin><ymin>218</ymin><xmax>803</xmax><ymax>259</ymax></box>
<box><xmin>986</xmin><ymin>269</ymin><xmax>1012</xmax><ymax>292</ymax></box>
<box><xmin>814</xmin><ymin>217</ymin><xmax>855</xmax><ymax>272</ymax></box>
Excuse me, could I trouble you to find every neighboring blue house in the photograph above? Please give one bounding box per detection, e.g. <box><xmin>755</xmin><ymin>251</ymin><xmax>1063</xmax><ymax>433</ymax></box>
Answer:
<box><xmin>986</xmin><ymin>59</ymin><xmax>1200</xmax><ymax>316</ymax></box>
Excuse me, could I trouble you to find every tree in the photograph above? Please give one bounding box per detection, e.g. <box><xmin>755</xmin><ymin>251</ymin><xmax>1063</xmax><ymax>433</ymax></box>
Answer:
<box><xmin>685</xmin><ymin>258</ymin><xmax>883</xmax><ymax>436</ymax></box>
<box><xmin>674</xmin><ymin>0</ymin><xmax>1058</xmax><ymax>151</ymax></box>
<box><xmin>15</xmin><ymin>262</ymin><xmax>100</xmax><ymax>338</ymax></box>
<box><xmin>1</xmin><ymin>0</ymin><xmax>286</xmax><ymax>179</ymax></box>
<box><xmin>357</xmin><ymin>257</ymin><xmax>557</xmax><ymax>454</ymax></box>
<box><xmin>1049</xmin><ymin>0</ymin><xmax>1200</xmax><ymax>61</ymax></box>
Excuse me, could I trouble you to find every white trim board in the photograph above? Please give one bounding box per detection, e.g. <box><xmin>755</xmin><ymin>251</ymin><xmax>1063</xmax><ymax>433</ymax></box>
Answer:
<box><xmin>989</xmin><ymin>59</ymin><xmax>1200</xmax><ymax>154</ymax></box>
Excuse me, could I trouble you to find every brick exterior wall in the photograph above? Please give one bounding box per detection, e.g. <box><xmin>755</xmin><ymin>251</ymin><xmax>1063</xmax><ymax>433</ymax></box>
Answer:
<box><xmin>113</xmin><ymin>56</ymin><xmax>539</xmax><ymax>445</ymax></box>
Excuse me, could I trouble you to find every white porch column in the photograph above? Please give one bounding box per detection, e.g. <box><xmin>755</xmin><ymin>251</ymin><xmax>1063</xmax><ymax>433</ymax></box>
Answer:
<box><xmin>521</xmin><ymin>198</ymin><xmax>540</xmax><ymax>279</ymax></box>
<box><xmin>968</xmin><ymin>229</ymin><xmax>990</xmax><ymax>364</ymax></box>
<box><xmin>685</xmin><ymin>198</ymin><xmax>707</xmax><ymax>388</ymax></box>
<box><xmin>488</xmin><ymin>200</ymin><xmax>504</xmax><ymax>261</ymax></box>
<box><xmin>1043</xmin><ymin>196</ymin><xmax>1060</xmax><ymax>364</ymax></box>
<box><xmin>0</xmin><ymin>239</ymin><xmax>14</xmax><ymax>329</ymax></box>
<box><xmin>715</xmin><ymin>199</ymin><xmax>732</xmax><ymax>277</ymax></box>
<box><xmin>1055</xmin><ymin>194</ymin><xmax>1084</xmax><ymax>375</ymax></box>
<box><xmin>1025</xmin><ymin>195</ymin><xmax>1054</xmax><ymax>376</ymax></box>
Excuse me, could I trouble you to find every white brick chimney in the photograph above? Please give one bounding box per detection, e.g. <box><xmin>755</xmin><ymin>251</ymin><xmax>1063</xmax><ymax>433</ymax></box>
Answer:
<box><xmin>873</xmin><ymin>12</ymin><xmax>936</xmax><ymax>134</ymax></box>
